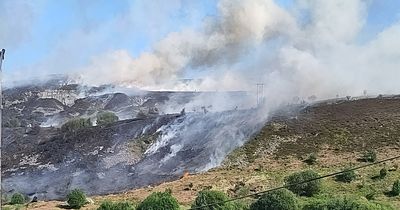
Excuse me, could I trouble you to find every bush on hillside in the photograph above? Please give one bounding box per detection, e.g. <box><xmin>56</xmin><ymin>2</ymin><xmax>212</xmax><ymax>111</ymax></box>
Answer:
<box><xmin>10</xmin><ymin>193</ymin><xmax>25</xmax><ymax>205</ymax></box>
<box><xmin>285</xmin><ymin>170</ymin><xmax>322</xmax><ymax>197</ymax></box>
<box><xmin>379</xmin><ymin>168</ymin><xmax>388</xmax><ymax>179</ymax></box>
<box><xmin>136</xmin><ymin>190</ymin><xmax>179</xmax><ymax>210</ymax></box>
<box><xmin>191</xmin><ymin>190</ymin><xmax>236</xmax><ymax>210</ymax></box>
<box><xmin>61</xmin><ymin>118</ymin><xmax>92</xmax><ymax>132</ymax></box>
<box><xmin>303</xmin><ymin>196</ymin><xmax>394</xmax><ymax>210</ymax></box>
<box><xmin>250</xmin><ymin>189</ymin><xmax>298</xmax><ymax>210</ymax></box>
<box><xmin>67</xmin><ymin>189</ymin><xmax>87</xmax><ymax>209</ymax></box>
<box><xmin>96</xmin><ymin>112</ymin><xmax>119</xmax><ymax>126</ymax></box>
<box><xmin>335</xmin><ymin>169</ymin><xmax>356</xmax><ymax>183</ymax></box>
<box><xmin>304</xmin><ymin>153</ymin><xmax>317</xmax><ymax>165</ymax></box>
<box><xmin>361</xmin><ymin>150</ymin><xmax>377</xmax><ymax>162</ymax></box>
<box><xmin>392</xmin><ymin>180</ymin><xmax>400</xmax><ymax>196</ymax></box>
<box><xmin>97</xmin><ymin>200</ymin><xmax>135</xmax><ymax>210</ymax></box>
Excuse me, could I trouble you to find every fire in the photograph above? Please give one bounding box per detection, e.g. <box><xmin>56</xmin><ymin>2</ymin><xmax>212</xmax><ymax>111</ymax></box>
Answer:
<box><xmin>181</xmin><ymin>171</ymin><xmax>190</xmax><ymax>179</ymax></box>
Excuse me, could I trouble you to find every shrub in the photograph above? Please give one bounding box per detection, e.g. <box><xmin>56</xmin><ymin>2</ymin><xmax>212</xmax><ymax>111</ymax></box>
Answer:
<box><xmin>98</xmin><ymin>200</ymin><xmax>135</xmax><ymax>210</ymax></box>
<box><xmin>61</xmin><ymin>118</ymin><xmax>92</xmax><ymax>132</ymax></box>
<box><xmin>10</xmin><ymin>193</ymin><xmax>25</xmax><ymax>205</ymax></box>
<box><xmin>250</xmin><ymin>189</ymin><xmax>298</xmax><ymax>210</ymax></box>
<box><xmin>303</xmin><ymin>196</ymin><xmax>394</xmax><ymax>210</ymax></box>
<box><xmin>361</xmin><ymin>150</ymin><xmax>377</xmax><ymax>162</ymax></box>
<box><xmin>392</xmin><ymin>180</ymin><xmax>400</xmax><ymax>196</ymax></box>
<box><xmin>285</xmin><ymin>170</ymin><xmax>322</xmax><ymax>197</ymax></box>
<box><xmin>304</xmin><ymin>153</ymin><xmax>317</xmax><ymax>165</ymax></box>
<box><xmin>379</xmin><ymin>168</ymin><xmax>388</xmax><ymax>179</ymax></box>
<box><xmin>96</xmin><ymin>112</ymin><xmax>119</xmax><ymax>126</ymax></box>
<box><xmin>67</xmin><ymin>189</ymin><xmax>87</xmax><ymax>209</ymax></box>
<box><xmin>191</xmin><ymin>190</ymin><xmax>233</xmax><ymax>210</ymax></box>
<box><xmin>137</xmin><ymin>191</ymin><xmax>179</xmax><ymax>210</ymax></box>
<box><xmin>335</xmin><ymin>169</ymin><xmax>356</xmax><ymax>183</ymax></box>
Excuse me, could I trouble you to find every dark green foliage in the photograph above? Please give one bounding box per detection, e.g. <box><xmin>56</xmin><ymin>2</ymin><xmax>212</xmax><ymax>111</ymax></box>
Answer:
<box><xmin>136</xmin><ymin>191</ymin><xmax>179</xmax><ymax>210</ymax></box>
<box><xmin>67</xmin><ymin>189</ymin><xmax>87</xmax><ymax>209</ymax></box>
<box><xmin>335</xmin><ymin>169</ymin><xmax>356</xmax><ymax>183</ymax></box>
<box><xmin>392</xmin><ymin>180</ymin><xmax>400</xmax><ymax>196</ymax></box>
<box><xmin>96</xmin><ymin>112</ymin><xmax>119</xmax><ymax>126</ymax></box>
<box><xmin>97</xmin><ymin>200</ymin><xmax>135</xmax><ymax>210</ymax></box>
<box><xmin>230</xmin><ymin>200</ymin><xmax>250</xmax><ymax>210</ymax></box>
<box><xmin>304</xmin><ymin>153</ymin><xmax>317</xmax><ymax>165</ymax></box>
<box><xmin>61</xmin><ymin>118</ymin><xmax>92</xmax><ymax>132</ymax></box>
<box><xmin>361</xmin><ymin>150</ymin><xmax>377</xmax><ymax>162</ymax></box>
<box><xmin>10</xmin><ymin>193</ymin><xmax>25</xmax><ymax>205</ymax></box>
<box><xmin>191</xmin><ymin>190</ymin><xmax>233</xmax><ymax>210</ymax></box>
<box><xmin>302</xmin><ymin>196</ymin><xmax>394</xmax><ymax>210</ymax></box>
<box><xmin>285</xmin><ymin>170</ymin><xmax>322</xmax><ymax>197</ymax></box>
<box><xmin>250</xmin><ymin>189</ymin><xmax>298</xmax><ymax>210</ymax></box>
<box><xmin>379</xmin><ymin>168</ymin><xmax>387</xmax><ymax>179</ymax></box>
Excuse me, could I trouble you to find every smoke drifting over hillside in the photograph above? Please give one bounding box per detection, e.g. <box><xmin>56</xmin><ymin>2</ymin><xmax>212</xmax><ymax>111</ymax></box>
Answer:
<box><xmin>78</xmin><ymin>0</ymin><xmax>400</xmax><ymax>102</ymax></box>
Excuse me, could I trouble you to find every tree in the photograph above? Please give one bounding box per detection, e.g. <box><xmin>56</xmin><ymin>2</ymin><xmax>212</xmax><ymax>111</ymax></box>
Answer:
<box><xmin>250</xmin><ymin>189</ymin><xmax>298</xmax><ymax>210</ymax></box>
<box><xmin>285</xmin><ymin>170</ymin><xmax>322</xmax><ymax>197</ymax></box>
<box><xmin>136</xmin><ymin>191</ymin><xmax>179</xmax><ymax>210</ymax></box>
<box><xmin>96</xmin><ymin>112</ymin><xmax>119</xmax><ymax>126</ymax></box>
<box><xmin>67</xmin><ymin>189</ymin><xmax>87</xmax><ymax>209</ymax></box>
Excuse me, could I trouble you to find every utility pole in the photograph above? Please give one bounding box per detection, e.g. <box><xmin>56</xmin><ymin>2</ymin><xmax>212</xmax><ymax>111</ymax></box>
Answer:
<box><xmin>0</xmin><ymin>49</ymin><xmax>5</xmax><ymax>206</ymax></box>
<box><xmin>256</xmin><ymin>83</ymin><xmax>264</xmax><ymax>107</ymax></box>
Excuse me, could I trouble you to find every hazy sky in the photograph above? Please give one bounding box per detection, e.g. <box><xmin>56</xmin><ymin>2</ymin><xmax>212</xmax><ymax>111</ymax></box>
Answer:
<box><xmin>1</xmin><ymin>0</ymin><xmax>400</xmax><ymax>85</ymax></box>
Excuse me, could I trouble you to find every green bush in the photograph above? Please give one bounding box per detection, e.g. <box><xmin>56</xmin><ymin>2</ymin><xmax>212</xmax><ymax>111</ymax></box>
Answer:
<box><xmin>302</xmin><ymin>196</ymin><xmax>394</xmax><ymax>210</ymax></box>
<box><xmin>361</xmin><ymin>150</ymin><xmax>377</xmax><ymax>162</ymax></box>
<box><xmin>191</xmin><ymin>190</ymin><xmax>234</xmax><ymax>210</ymax></box>
<box><xmin>304</xmin><ymin>153</ymin><xmax>317</xmax><ymax>165</ymax></box>
<box><xmin>10</xmin><ymin>193</ymin><xmax>25</xmax><ymax>205</ymax></box>
<box><xmin>392</xmin><ymin>180</ymin><xmax>400</xmax><ymax>196</ymax></box>
<box><xmin>67</xmin><ymin>189</ymin><xmax>87</xmax><ymax>209</ymax></box>
<box><xmin>285</xmin><ymin>170</ymin><xmax>322</xmax><ymax>197</ymax></box>
<box><xmin>137</xmin><ymin>191</ymin><xmax>179</xmax><ymax>210</ymax></box>
<box><xmin>61</xmin><ymin>118</ymin><xmax>92</xmax><ymax>132</ymax></box>
<box><xmin>335</xmin><ymin>169</ymin><xmax>356</xmax><ymax>183</ymax></box>
<box><xmin>379</xmin><ymin>168</ymin><xmax>387</xmax><ymax>179</ymax></box>
<box><xmin>96</xmin><ymin>112</ymin><xmax>119</xmax><ymax>126</ymax></box>
<box><xmin>97</xmin><ymin>200</ymin><xmax>135</xmax><ymax>210</ymax></box>
<box><xmin>250</xmin><ymin>189</ymin><xmax>298</xmax><ymax>210</ymax></box>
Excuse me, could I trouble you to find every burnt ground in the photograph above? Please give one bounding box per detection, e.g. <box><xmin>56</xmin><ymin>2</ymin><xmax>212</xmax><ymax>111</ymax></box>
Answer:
<box><xmin>21</xmin><ymin>96</ymin><xmax>400</xmax><ymax>210</ymax></box>
<box><xmin>1</xmin><ymin>114</ymin><xmax>181</xmax><ymax>200</ymax></box>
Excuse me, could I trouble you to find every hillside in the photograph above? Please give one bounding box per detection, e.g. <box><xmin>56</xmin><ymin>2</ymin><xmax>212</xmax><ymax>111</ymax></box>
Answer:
<box><xmin>14</xmin><ymin>96</ymin><xmax>400</xmax><ymax>209</ymax></box>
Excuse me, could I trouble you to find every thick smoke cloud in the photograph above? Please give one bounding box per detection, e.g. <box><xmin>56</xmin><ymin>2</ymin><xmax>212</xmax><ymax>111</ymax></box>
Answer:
<box><xmin>78</xmin><ymin>0</ymin><xmax>400</xmax><ymax>103</ymax></box>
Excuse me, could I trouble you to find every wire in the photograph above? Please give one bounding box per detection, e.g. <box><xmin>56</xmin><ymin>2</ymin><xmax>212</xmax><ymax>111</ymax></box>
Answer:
<box><xmin>189</xmin><ymin>155</ymin><xmax>400</xmax><ymax>209</ymax></box>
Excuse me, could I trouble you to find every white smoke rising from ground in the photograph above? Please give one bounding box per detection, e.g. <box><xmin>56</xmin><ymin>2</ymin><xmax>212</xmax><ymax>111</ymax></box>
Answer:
<box><xmin>78</xmin><ymin>0</ymin><xmax>400</xmax><ymax>105</ymax></box>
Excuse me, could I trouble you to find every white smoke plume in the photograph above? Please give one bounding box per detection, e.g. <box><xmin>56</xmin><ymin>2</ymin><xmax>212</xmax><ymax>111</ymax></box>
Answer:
<box><xmin>77</xmin><ymin>0</ymin><xmax>400</xmax><ymax>103</ymax></box>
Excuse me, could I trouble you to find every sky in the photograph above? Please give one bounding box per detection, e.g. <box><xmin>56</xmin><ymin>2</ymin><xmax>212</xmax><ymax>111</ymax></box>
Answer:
<box><xmin>1</xmin><ymin>0</ymin><xmax>400</xmax><ymax>89</ymax></box>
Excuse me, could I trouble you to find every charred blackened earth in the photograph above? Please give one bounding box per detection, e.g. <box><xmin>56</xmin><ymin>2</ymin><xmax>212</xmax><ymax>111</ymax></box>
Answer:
<box><xmin>2</xmin><ymin>81</ymin><xmax>263</xmax><ymax>200</ymax></box>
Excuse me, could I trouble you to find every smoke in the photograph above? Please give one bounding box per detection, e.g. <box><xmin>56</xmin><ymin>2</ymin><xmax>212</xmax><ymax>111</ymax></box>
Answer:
<box><xmin>0</xmin><ymin>1</ymin><xmax>41</xmax><ymax>49</ymax></box>
<box><xmin>77</xmin><ymin>0</ymin><xmax>399</xmax><ymax>103</ymax></box>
